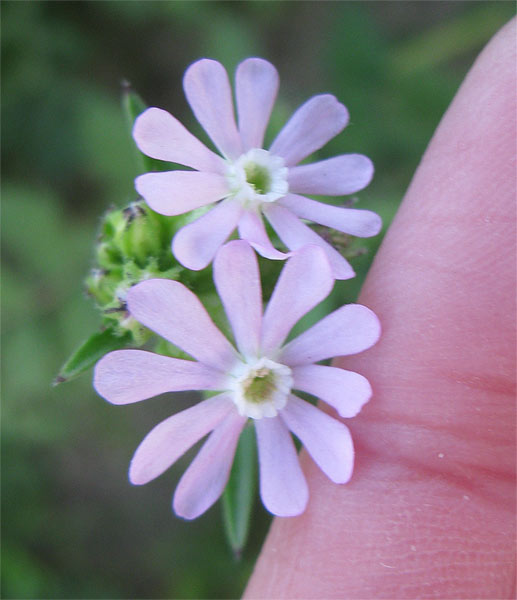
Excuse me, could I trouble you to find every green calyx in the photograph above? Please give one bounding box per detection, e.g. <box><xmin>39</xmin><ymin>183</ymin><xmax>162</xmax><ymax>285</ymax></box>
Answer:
<box><xmin>244</xmin><ymin>162</ymin><xmax>271</xmax><ymax>195</ymax></box>
<box><xmin>242</xmin><ymin>369</ymin><xmax>276</xmax><ymax>404</ymax></box>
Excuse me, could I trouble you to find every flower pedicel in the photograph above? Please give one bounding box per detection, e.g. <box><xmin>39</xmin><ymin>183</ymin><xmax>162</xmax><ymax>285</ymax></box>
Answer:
<box><xmin>94</xmin><ymin>242</ymin><xmax>380</xmax><ymax>519</ymax></box>
<box><xmin>133</xmin><ymin>58</ymin><xmax>381</xmax><ymax>279</ymax></box>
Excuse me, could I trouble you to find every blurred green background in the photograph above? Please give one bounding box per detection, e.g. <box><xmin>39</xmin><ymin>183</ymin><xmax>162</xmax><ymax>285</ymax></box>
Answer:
<box><xmin>2</xmin><ymin>2</ymin><xmax>514</xmax><ymax>598</ymax></box>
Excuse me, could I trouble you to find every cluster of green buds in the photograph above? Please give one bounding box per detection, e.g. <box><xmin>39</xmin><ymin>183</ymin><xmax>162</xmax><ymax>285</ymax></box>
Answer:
<box><xmin>86</xmin><ymin>200</ymin><xmax>182</xmax><ymax>344</ymax></box>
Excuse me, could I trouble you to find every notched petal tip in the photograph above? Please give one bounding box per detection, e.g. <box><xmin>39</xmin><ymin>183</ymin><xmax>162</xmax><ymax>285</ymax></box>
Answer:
<box><xmin>359</xmin><ymin>209</ymin><xmax>383</xmax><ymax>238</ymax></box>
<box><xmin>235</xmin><ymin>56</ymin><xmax>279</xmax><ymax>84</ymax></box>
<box><xmin>321</xmin><ymin>93</ymin><xmax>350</xmax><ymax>128</ymax></box>
<box><xmin>184</xmin><ymin>57</ymin><xmax>224</xmax><ymax>76</ymax></box>
<box><xmin>132</xmin><ymin>106</ymin><xmax>166</xmax><ymax>138</ymax></box>
<box><xmin>350</xmin><ymin>303</ymin><xmax>382</xmax><ymax>346</ymax></box>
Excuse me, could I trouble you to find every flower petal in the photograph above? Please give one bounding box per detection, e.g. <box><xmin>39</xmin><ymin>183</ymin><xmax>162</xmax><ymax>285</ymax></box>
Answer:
<box><xmin>172</xmin><ymin>199</ymin><xmax>242</xmax><ymax>270</ymax></box>
<box><xmin>235</xmin><ymin>58</ymin><xmax>279</xmax><ymax>151</ymax></box>
<box><xmin>269</xmin><ymin>94</ymin><xmax>349</xmax><ymax>166</ymax></box>
<box><xmin>288</xmin><ymin>154</ymin><xmax>374</xmax><ymax>196</ymax></box>
<box><xmin>173</xmin><ymin>411</ymin><xmax>246</xmax><ymax>520</ymax></box>
<box><xmin>280</xmin><ymin>194</ymin><xmax>382</xmax><ymax>238</ymax></box>
<box><xmin>292</xmin><ymin>364</ymin><xmax>372</xmax><ymax>418</ymax></box>
<box><xmin>261</xmin><ymin>245</ymin><xmax>333</xmax><ymax>354</ymax></box>
<box><xmin>127</xmin><ymin>279</ymin><xmax>238</xmax><ymax>372</ymax></box>
<box><xmin>132</xmin><ymin>107</ymin><xmax>224</xmax><ymax>173</ymax></box>
<box><xmin>94</xmin><ymin>350</ymin><xmax>227</xmax><ymax>405</ymax></box>
<box><xmin>135</xmin><ymin>171</ymin><xmax>228</xmax><ymax>216</ymax></box>
<box><xmin>264</xmin><ymin>204</ymin><xmax>355</xmax><ymax>280</ymax></box>
<box><xmin>129</xmin><ymin>394</ymin><xmax>233</xmax><ymax>485</ymax></box>
<box><xmin>213</xmin><ymin>241</ymin><xmax>262</xmax><ymax>358</ymax></box>
<box><xmin>183</xmin><ymin>59</ymin><xmax>242</xmax><ymax>159</ymax></box>
<box><xmin>254</xmin><ymin>417</ymin><xmax>308</xmax><ymax>517</ymax></box>
<box><xmin>280</xmin><ymin>304</ymin><xmax>381</xmax><ymax>366</ymax></box>
<box><xmin>172</xmin><ymin>199</ymin><xmax>242</xmax><ymax>271</ymax></box>
<box><xmin>238</xmin><ymin>210</ymin><xmax>290</xmax><ymax>260</ymax></box>
<box><xmin>281</xmin><ymin>395</ymin><xmax>354</xmax><ymax>484</ymax></box>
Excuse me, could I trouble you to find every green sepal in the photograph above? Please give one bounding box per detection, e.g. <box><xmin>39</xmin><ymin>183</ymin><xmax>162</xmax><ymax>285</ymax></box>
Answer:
<box><xmin>54</xmin><ymin>327</ymin><xmax>132</xmax><ymax>386</ymax></box>
<box><xmin>222</xmin><ymin>423</ymin><xmax>257</xmax><ymax>559</ymax></box>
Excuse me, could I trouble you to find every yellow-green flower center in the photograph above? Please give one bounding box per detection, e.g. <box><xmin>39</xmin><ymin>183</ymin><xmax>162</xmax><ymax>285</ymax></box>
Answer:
<box><xmin>242</xmin><ymin>368</ymin><xmax>276</xmax><ymax>403</ymax></box>
<box><xmin>244</xmin><ymin>163</ymin><xmax>272</xmax><ymax>195</ymax></box>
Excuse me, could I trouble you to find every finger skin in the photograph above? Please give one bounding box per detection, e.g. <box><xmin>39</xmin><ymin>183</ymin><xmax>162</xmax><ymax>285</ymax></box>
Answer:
<box><xmin>245</xmin><ymin>19</ymin><xmax>516</xmax><ymax>600</ymax></box>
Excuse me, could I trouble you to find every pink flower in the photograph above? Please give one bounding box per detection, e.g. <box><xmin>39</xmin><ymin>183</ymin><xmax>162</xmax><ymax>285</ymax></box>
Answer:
<box><xmin>133</xmin><ymin>58</ymin><xmax>381</xmax><ymax>279</ymax></box>
<box><xmin>94</xmin><ymin>242</ymin><xmax>380</xmax><ymax>519</ymax></box>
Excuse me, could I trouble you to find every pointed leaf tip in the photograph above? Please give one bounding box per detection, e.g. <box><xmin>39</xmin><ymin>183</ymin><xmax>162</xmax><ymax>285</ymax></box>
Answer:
<box><xmin>55</xmin><ymin>328</ymin><xmax>133</xmax><ymax>385</ymax></box>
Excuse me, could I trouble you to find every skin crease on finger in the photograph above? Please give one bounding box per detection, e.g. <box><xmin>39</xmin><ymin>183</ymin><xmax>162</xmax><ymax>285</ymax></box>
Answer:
<box><xmin>245</xmin><ymin>18</ymin><xmax>516</xmax><ymax>600</ymax></box>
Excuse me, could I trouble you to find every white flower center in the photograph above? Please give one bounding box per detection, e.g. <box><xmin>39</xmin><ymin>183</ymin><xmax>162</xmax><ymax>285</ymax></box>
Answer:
<box><xmin>226</xmin><ymin>148</ymin><xmax>289</xmax><ymax>209</ymax></box>
<box><xmin>228</xmin><ymin>357</ymin><xmax>293</xmax><ymax>419</ymax></box>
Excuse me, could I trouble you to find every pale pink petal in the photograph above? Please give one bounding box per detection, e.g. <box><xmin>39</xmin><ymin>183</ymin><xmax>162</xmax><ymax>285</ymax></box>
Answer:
<box><xmin>135</xmin><ymin>171</ymin><xmax>228</xmax><ymax>216</ymax></box>
<box><xmin>235</xmin><ymin>58</ymin><xmax>279</xmax><ymax>151</ymax></box>
<box><xmin>213</xmin><ymin>241</ymin><xmax>262</xmax><ymax>358</ymax></box>
<box><xmin>280</xmin><ymin>304</ymin><xmax>381</xmax><ymax>366</ymax></box>
<box><xmin>132</xmin><ymin>107</ymin><xmax>224</xmax><ymax>173</ymax></box>
<box><xmin>173</xmin><ymin>412</ymin><xmax>247</xmax><ymax>520</ymax></box>
<box><xmin>269</xmin><ymin>95</ymin><xmax>349</xmax><ymax>166</ymax></box>
<box><xmin>292</xmin><ymin>364</ymin><xmax>372</xmax><ymax>418</ymax></box>
<box><xmin>279</xmin><ymin>194</ymin><xmax>382</xmax><ymax>238</ymax></box>
<box><xmin>288</xmin><ymin>154</ymin><xmax>374</xmax><ymax>196</ymax></box>
<box><xmin>129</xmin><ymin>394</ymin><xmax>233</xmax><ymax>485</ymax></box>
<box><xmin>94</xmin><ymin>350</ymin><xmax>227</xmax><ymax>405</ymax></box>
<box><xmin>254</xmin><ymin>417</ymin><xmax>308</xmax><ymax>517</ymax></box>
<box><xmin>127</xmin><ymin>279</ymin><xmax>238</xmax><ymax>372</ymax></box>
<box><xmin>238</xmin><ymin>210</ymin><xmax>290</xmax><ymax>260</ymax></box>
<box><xmin>183</xmin><ymin>59</ymin><xmax>242</xmax><ymax>159</ymax></box>
<box><xmin>281</xmin><ymin>395</ymin><xmax>354</xmax><ymax>484</ymax></box>
<box><xmin>263</xmin><ymin>204</ymin><xmax>355</xmax><ymax>280</ymax></box>
<box><xmin>261</xmin><ymin>245</ymin><xmax>333</xmax><ymax>354</ymax></box>
<box><xmin>172</xmin><ymin>199</ymin><xmax>242</xmax><ymax>271</ymax></box>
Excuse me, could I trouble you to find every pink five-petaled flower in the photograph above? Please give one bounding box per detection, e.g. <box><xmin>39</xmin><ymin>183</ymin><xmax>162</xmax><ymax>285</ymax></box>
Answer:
<box><xmin>133</xmin><ymin>58</ymin><xmax>381</xmax><ymax>279</ymax></box>
<box><xmin>93</xmin><ymin>241</ymin><xmax>380</xmax><ymax>519</ymax></box>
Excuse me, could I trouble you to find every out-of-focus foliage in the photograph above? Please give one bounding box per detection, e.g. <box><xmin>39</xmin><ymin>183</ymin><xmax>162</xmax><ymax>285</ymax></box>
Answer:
<box><xmin>1</xmin><ymin>2</ymin><xmax>514</xmax><ymax>598</ymax></box>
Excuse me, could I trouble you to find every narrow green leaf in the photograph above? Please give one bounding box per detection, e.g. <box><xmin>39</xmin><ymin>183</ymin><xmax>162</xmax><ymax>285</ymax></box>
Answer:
<box><xmin>121</xmin><ymin>81</ymin><xmax>152</xmax><ymax>173</ymax></box>
<box><xmin>54</xmin><ymin>327</ymin><xmax>132</xmax><ymax>385</ymax></box>
<box><xmin>121</xmin><ymin>81</ymin><xmax>173</xmax><ymax>174</ymax></box>
<box><xmin>121</xmin><ymin>80</ymin><xmax>147</xmax><ymax>125</ymax></box>
<box><xmin>222</xmin><ymin>424</ymin><xmax>257</xmax><ymax>558</ymax></box>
